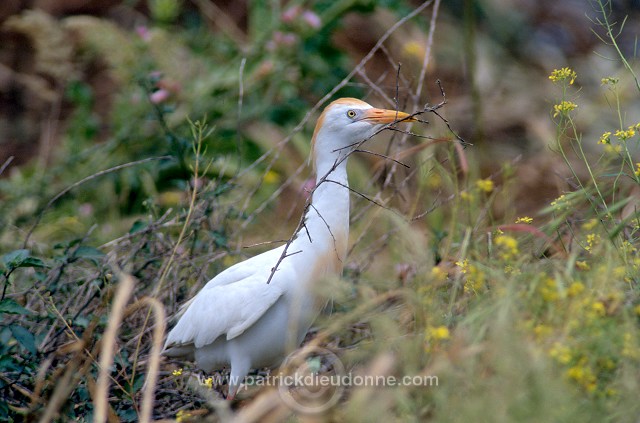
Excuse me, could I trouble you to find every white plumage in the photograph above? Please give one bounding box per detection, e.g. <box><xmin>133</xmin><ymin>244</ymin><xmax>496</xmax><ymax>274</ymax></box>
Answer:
<box><xmin>163</xmin><ymin>98</ymin><xmax>414</xmax><ymax>397</ymax></box>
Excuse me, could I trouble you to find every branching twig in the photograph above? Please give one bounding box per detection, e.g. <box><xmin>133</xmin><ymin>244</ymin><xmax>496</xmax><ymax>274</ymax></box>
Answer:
<box><xmin>23</xmin><ymin>156</ymin><xmax>172</xmax><ymax>248</ymax></box>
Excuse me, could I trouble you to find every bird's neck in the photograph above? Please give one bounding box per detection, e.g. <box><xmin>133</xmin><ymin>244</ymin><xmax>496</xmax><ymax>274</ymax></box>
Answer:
<box><xmin>295</xmin><ymin>157</ymin><xmax>350</xmax><ymax>263</ymax></box>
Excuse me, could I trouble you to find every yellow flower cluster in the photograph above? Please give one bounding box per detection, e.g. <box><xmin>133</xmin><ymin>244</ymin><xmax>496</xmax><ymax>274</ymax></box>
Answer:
<box><xmin>549</xmin><ymin>342</ymin><xmax>572</xmax><ymax>364</ymax></box>
<box><xmin>591</xmin><ymin>301</ymin><xmax>606</xmax><ymax>317</ymax></box>
<box><xmin>495</xmin><ymin>234</ymin><xmax>519</xmax><ymax>261</ymax></box>
<box><xmin>430</xmin><ymin>266</ymin><xmax>448</xmax><ymax>283</ymax></box>
<box><xmin>515</xmin><ymin>216</ymin><xmax>533</xmax><ymax>224</ymax></box>
<box><xmin>456</xmin><ymin>259</ymin><xmax>486</xmax><ymax>293</ymax></box>
<box><xmin>567</xmin><ymin>357</ymin><xmax>597</xmax><ymax>393</ymax></box>
<box><xmin>549</xmin><ymin>67</ymin><xmax>577</xmax><ymax>84</ymax></box>
<box><xmin>540</xmin><ymin>277</ymin><xmax>559</xmax><ymax>302</ymax></box>
<box><xmin>600</xmin><ymin>76</ymin><xmax>619</xmax><ymax>85</ymax></box>
<box><xmin>426</xmin><ymin>325</ymin><xmax>450</xmax><ymax>341</ymax></box>
<box><xmin>598</xmin><ymin>131</ymin><xmax>611</xmax><ymax>145</ymax></box>
<box><xmin>204</xmin><ymin>376</ymin><xmax>213</xmax><ymax>389</ymax></box>
<box><xmin>172</xmin><ymin>368</ymin><xmax>183</xmax><ymax>376</ymax></box>
<box><xmin>476</xmin><ymin>178</ymin><xmax>494</xmax><ymax>193</ymax></box>
<box><xmin>567</xmin><ymin>281</ymin><xmax>585</xmax><ymax>297</ymax></box>
<box><xmin>176</xmin><ymin>410</ymin><xmax>193</xmax><ymax>422</ymax></box>
<box><xmin>614</xmin><ymin>127</ymin><xmax>636</xmax><ymax>140</ymax></box>
<box><xmin>553</xmin><ymin>101</ymin><xmax>578</xmax><ymax>117</ymax></box>
<box><xmin>584</xmin><ymin>233</ymin><xmax>600</xmax><ymax>252</ymax></box>
<box><xmin>635</xmin><ymin>163</ymin><xmax>640</xmax><ymax>177</ymax></box>
<box><xmin>456</xmin><ymin>259</ymin><xmax>468</xmax><ymax>274</ymax></box>
<box><xmin>550</xmin><ymin>194</ymin><xmax>568</xmax><ymax>210</ymax></box>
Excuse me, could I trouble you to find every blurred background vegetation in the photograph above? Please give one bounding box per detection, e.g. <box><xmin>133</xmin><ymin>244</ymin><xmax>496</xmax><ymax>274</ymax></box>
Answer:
<box><xmin>1</xmin><ymin>0</ymin><xmax>639</xmax><ymax>421</ymax></box>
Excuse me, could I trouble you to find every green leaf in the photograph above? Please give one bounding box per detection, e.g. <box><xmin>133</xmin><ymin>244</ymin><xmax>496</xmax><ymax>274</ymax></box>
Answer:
<box><xmin>19</xmin><ymin>257</ymin><xmax>47</xmax><ymax>268</ymax></box>
<box><xmin>73</xmin><ymin>246</ymin><xmax>105</xmax><ymax>261</ymax></box>
<box><xmin>129</xmin><ymin>220</ymin><xmax>148</xmax><ymax>234</ymax></box>
<box><xmin>9</xmin><ymin>325</ymin><xmax>37</xmax><ymax>355</ymax></box>
<box><xmin>0</xmin><ymin>299</ymin><xmax>32</xmax><ymax>315</ymax></box>
<box><xmin>2</xmin><ymin>249</ymin><xmax>29</xmax><ymax>269</ymax></box>
<box><xmin>1</xmin><ymin>249</ymin><xmax>46</xmax><ymax>270</ymax></box>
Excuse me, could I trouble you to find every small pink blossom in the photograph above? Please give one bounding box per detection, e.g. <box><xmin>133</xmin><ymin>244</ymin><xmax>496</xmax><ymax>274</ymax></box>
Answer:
<box><xmin>78</xmin><ymin>203</ymin><xmax>93</xmax><ymax>216</ymax></box>
<box><xmin>135</xmin><ymin>26</ymin><xmax>151</xmax><ymax>42</ymax></box>
<box><xmin>274</xmin><ymin>31</ymin><xmax>298</xmax><ymax>46</ymax></box>
<box><xmin>301</xmin><ymin>10</ymin><xmax>321</xmax><ymax>29</ymax></box>
<box><xmin>282</xmin><ymin>6</ymin><xmax>301</xmax><ymax>23</ymax></box>
<box><xmin>150</xmin><ymin>89</ymin><xmax>170</xmax><ymax>104</ymax></box>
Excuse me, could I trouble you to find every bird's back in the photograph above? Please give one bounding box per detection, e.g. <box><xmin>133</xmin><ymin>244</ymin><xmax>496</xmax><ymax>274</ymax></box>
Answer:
<box><xmin>163</xmin><ymin>244</ymin><xmax>322</xmax><ymax>370</ymax></box>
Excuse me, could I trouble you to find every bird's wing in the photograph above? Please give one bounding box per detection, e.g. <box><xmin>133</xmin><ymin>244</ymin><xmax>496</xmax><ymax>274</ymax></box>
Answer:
<box><xmin>201</xmin><ymin>246</ymin><xmax>286</xmax><ymax>290</ymax></box>
<box><xmin>170</xmin><ymin>246</ymin><xmax>286</xmax><ymax>317</ymax></box>
<box><xmin>164</xmin><ymin>270</ymin><xmax>288</xmax><ymax>349</ymax></box>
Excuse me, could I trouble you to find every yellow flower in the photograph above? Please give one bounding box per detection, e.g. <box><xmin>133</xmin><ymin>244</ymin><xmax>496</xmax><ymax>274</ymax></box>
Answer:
<box><xmin>460</xmin><ymin>191</ymin><xmax>473</xmax><ymax>201</ymax></box>
<box><xmin>403</xmin><ymin>40</ymin><xmax>425</xmax><ymax>59</ymax></box>
<box><xmin>503</xmin><ymin>264</ymin><xmax>520</xmax><ymax>275</ymax></box>
<box><xmin>540</xmin><ymin>277</ymin><xmax>559</xmax><ymax>302</ymax></box>
<box><xmin>553</xmin><ymin>101</ymin><xmax>578</xmax><ymax>117</ymax></box>
<box><xmin>427</xmin><ymin>172</ymin><xmax>442</xmax><ymax>189</ymax></box>
<box><xmin>614</xmin><ymin>127</ymin><xmax>636</xmax><ymax>140</ymax></box>
<box><xmin>427</xmin><ymin>325</ymin><xmax>450</xmax><ymax>341</ymax></box>
<box><xmin>584</xmin><ymin>233</ymin><xmax>600</xmax><ymax>252</ymax></box>
<box><xmin>634</xmin><ymin>304</ymin><xmax>640</xmax><ymax>317</ymax></box>
<box><xmin>598</xmin><ymin>131</ymin><xmax>611</xmax><ymax>145</ymax></box>
<box><xmin>455</xmin><ymin>259</ymin><xmax>469</xmax><ymax>274</ymax></box>
<box><xmin>549</xmin><ymin>342</ymin><xmax>572</xmax><ymax>364</ymax></box>
<box><xmin>204</xmin><ymin>376</ymin><xmax>213</xmax><ymax>389</ymax></box>
<box><xmin>515</xmin><ymin>216</ymin><xmax>533</xmax><ymax>224</ymax></box>
<box><xmin>591</xmin><ymin>301</ymin><xmax>606</xmax><ymax>317</ymax></box>
<box><xmin>612</xmin><ymin>266</ymin><xmax>626</xmax><ymax>279</ymax></box>
<box><xmin>566</xmin><ymin>360</ymin><xmax>597</xmax><ymax>393</ymax></box>
<box><xmin>476</xmin><ymin>178</ymin><xmax>494</xmax><ymax>193</ymax></box>
<box><xmin>567</xmin><ymin>281</ymin><xmax>585</xmax><ymax>297</ymax></box>
<box><xmin>601</xmin><ymin>76</ymin><xmax>619</xmax><ymax>85</ymax></box>
<box><xmin>430</xmin><ymin>266</ymin><xmax>448</xmax><ymax>282</ymax></box>
<box><xmin>534</xmin><ymin>324</ymin><xmax>552</xmax><ymax>338</ymax></box>
<box><xmin>635</xmin><ymin>163</ymin><xmax>640</xmax><ymax>177</ymax></box>
<box><xmin>263</xmin><ymin>170</ymin><xmax>280</xmax><ymax>184</ymax></box>
<box><xmin>172</xmin><ymin>368</ymin><xmax>183</xmax><ymax>376</ymax></box>
<box><xmin>549</xmin><ymin>67</ymin><xmax>577</xmax><ymax>84</ymax></box>
<box><xmin>576</xmin><ymin>260</ymin><xmax>590</xmax><ymax>270</ymax></box>
<box><xmin>176</xmin><ymin>410</ymin><xmax>192</xmax><ymax>422</ymax></box>
<box><xmin>464</xmin><ymin>266</ymin><xmax>485</xmax><ymax>293</ymax></box>
<box><xmin>495</xmin><ymin>234</ymin><xmax>519</xmax><ymax>261</ymax></box>
<box><xmin>551</xmin><ymin>194</ymin><xmax>568</xmax><ymax>210</ymax></box>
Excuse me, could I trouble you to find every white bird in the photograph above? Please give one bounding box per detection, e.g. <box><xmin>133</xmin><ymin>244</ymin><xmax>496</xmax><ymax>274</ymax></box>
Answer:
<box><xmin>163</xmin><ymin>98</ymin><xmax>414</xmax><ymax>398</ymax></box>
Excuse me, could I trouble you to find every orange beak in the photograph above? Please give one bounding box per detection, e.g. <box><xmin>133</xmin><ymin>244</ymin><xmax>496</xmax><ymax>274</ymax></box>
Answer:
<box><xmin>361</xmin><ymin>108</ymin><xmax>416</xmax><ymax>124</ymax></box>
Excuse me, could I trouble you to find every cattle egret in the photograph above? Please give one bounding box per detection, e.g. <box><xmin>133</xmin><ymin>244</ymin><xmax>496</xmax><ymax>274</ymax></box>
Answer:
<box><xmin>163</xmin><ymin>98</ymin><xmax>414</xmax><ymax>398</ymax></box>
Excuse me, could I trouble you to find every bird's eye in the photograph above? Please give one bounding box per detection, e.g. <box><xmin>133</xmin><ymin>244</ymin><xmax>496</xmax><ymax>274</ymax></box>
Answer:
<box><xmin>346</xmin><ymin>110</ymin><xmax>357</xmax><ymax>119</ymax></box>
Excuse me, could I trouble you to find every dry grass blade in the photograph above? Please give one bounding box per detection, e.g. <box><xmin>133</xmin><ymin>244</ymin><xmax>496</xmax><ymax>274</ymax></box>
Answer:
<box><xmin>94</xmin><ymin>273</ymin><xmax>135</xmax><ymax>423</ymax></box>
<box><xmin>124</xmin><ymin>297</ymin><xmax>166</xmax><ymax>423</ymax></box>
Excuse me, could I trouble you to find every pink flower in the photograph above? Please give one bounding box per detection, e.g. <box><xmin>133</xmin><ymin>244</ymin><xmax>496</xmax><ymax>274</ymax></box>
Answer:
<box><xmin>301</xmin><ymin>10</ymin><xmax>321</xmax><ymax>29</ymax></box>
<box><xmin>150</xmin><ymin>89</ymin><xmax>170</xmax><ymax>104</ymax></box>
<box><xmin>282</xmin><ymin>6</ymin><xmax>301</xmax><ymax>23</ymax></box>
<box><xmin>78</xmin><ymin>203</ymin><xmax>93</xmax><ymax>216</ymax></box>
<box><xmin>136</xmin><ymin>26</ymin><xmax>151</xmax><ymax>42</ymax></box>
<box><xmin>274</xmin><ymin>31</ymin><xmax>298</xmax><ymax>46</ymax></box>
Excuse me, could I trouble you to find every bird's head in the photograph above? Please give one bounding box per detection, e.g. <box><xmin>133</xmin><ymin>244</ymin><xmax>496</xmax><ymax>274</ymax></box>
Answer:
<box><xmin>311</xmin><ymin>98</ymin><xmax>415</xmax><ymax>169</ymax></box>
